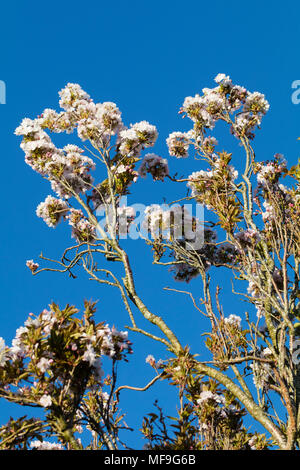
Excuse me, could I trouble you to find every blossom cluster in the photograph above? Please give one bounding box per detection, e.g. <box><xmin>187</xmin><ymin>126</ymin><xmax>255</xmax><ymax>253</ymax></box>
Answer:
<box><xmin>66</xmin><ymin>208</ymin><xmax>97</xmax><ymax>242</ymax></box>
<box><xmin>166</xmin><ymin>73</ymin><xmax>270</xmax><ymax>154</ymax></box>
<box><xmin>187</xmin><ymin>154</ymin><xmax>239</xmax><ymax>220</ymax></box>
<box><xmin>260</xmin><ymin>185</ymin><xmax>294</xmax><ymax>229</ymax></box>
<box><xmin>145</xmin><ymin>354</ymin><xmax>163</xmax><ymax>368</ymax></box>
<box><xmin>30</xmin><ymin>440</ymin><xmax>64</xmax><ymax>450</ymax></box>
<box><xmin>261</xmin><ymin>200</ymin><xmax>276</xmax><ymax>225</ymax></box>
<box><xmin>0</xmin><ymin>302</ymin><xmax>132</xmax><ymax>413</ymax></box>
<box><xmin>166</xmin><ymin>132</ymin><xmax>190</xmax><ymax>158</ymax></box>
<box><xmin>138</xmin><ymin>153</ymin><xmax>169</xmax><ymax>181</ymax></box>
<box><xmin>57</xmin><ymin>84</ymin><xmax>123</xmax><ymax>139</ymax></box>
<box><xmin>224</xmin><ymin>314</ymin><xmax>242</xmax><ymax>328</ymax></box>
<box><xmin>254</xmin><ymin>155</ymin><xmax>286</xmax><ymax>189</ymax></box>
<box><xmin>187</xmin><ymin>158</ymin><xmax>238</xmax><ymax>207</ymax></box>
<box><xmin>234</xmin><ymin>229</ymin><xmax>261</xmax><ymax>248</ymax></box>
<box><xmin>119</xmin><ymin>121</ymin><xmax>158</xmax><ymax>157</ymax></box>
<box><xmin>197</xmin><ymin>388</ymin><xmax>243</xmax><ymax>423</ymax></box>
<box><xmin>202</xmin><ymin>136</ymin><xmax>218</xmax><ymax>155</ymax></box>
<box><xmin>15</xmin><ymin>83</ymin><xmax>160</xmax><ymax>239</ymax></box>
<box><xmin>26</xmin><ymin>259</ymin><xmax>40</xmax><ymax>273</ymax></box>
<box><xmin>36</xmin><ymin>195</ymin><xmax>69</xmax><ymax>228</ymax></box>
<box><xmin>15</xmin><ymin>120</ymin><xmax>95</xmax><ymax>199</ymax></box>
<box><xmin>143</xmin><ymin>204</ymin><xmax>198</xmax><ymax>241</ymax></box>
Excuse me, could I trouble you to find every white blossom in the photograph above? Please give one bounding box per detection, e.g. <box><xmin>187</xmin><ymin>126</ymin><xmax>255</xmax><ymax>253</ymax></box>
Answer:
<box><xmin>119</xmin><ymin>121</ymin><xmax>158</xmax><ymax>157</ymax></box>
<box><xmin>224</xmin><ymin>314</ymin><xmax>242</xmax><ymax>328</ymax></box>
<box><xmin>36</xmin><ymin>357</ymin><xmax>52</xmax><ymax>374</ymax></box>
<box><xmin>30</xmin><ymin>440</ymin><xmax>63</xmax><ymax>450</ymax></box>
<box><xmin>214</xmin><ymin>73</ymin><xmax>232</xmax><ymax>87</ymax></box>
<box><xmin>235</xmin><ymin>229</ymin><xmax>261</xmax><ymax>246</ymax></box>
<box><xmin>139</xmin><ymin>153</ymin><xmax>169</xmax><ymax>181</ymax></box>
<box><xmin>83</xmin><ymin>345</ymin><xmax>97</xmax><ymax>366</ymax></box>
<box><xmin>146</xmin><ymin>354</ymin><xmax>155</xmax><ymax>365</ymax></box>
<box><xmin>166</xmin><ymin>131</ymin><xmax>190</xmax><ymax>158</ymax></box>
<box><xmin>36</xmin><ymin>196</ymin><xmax>68</xmax><ymax>228</ymax></box>
<box><xmin>262</xmin><ymin>201</ymin><xmax>275</xmax><ymax>224</ymax></box>
<box><xmin>26</xmin><ymin>259</ymin><xmax>39</xmax><ymax>273</ymax></box>
<box><xmin>197</xmin><ymin>390</ymin><xmax>225</xmax><ymax>405</ymax></box>
<box><xmin>66</xmin><ymin>208</ymin><xmax>96</xmax><ymax>242</ymax></box>
<box><xmin>244</xmin><ymin>91</ymin><xmax>270</xmax><ymax>114</ymax></box>
<box><xmin>39</xmin><ymin>394</ymin><xmax>52</xmax><ymax>407</ymax></box>
<box><xmin>59</xmin><ymin>83</ymin><xmax>91</xmax><ymax>111</ymax></box>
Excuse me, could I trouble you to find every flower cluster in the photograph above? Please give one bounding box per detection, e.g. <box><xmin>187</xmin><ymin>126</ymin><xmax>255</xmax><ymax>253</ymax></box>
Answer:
<box><xmin>36</xmin><ymin>196</ymin><xmax>69</xmax><ymax>228</ymax></box>
<box><xmin>166</xmin><ymin>131</ymin><xmax>190</xmax><ymax>158</ymax></box>
<box><xmin>187</xmin><ymin>155</ymin><xmax>238</xmax><ymax>209</ymax></box>
<box><xmin>197</xmin><ymin>390</ymin><xmax>226</xmax><ymax>405</ymax></box>
<box><xmin>196</xmin><ymin>385</ymin><xmax>245</xmax><ymax>432</ymax></box>
<box><xmin>15</xmin><ymin>119</ymin><xmax>58</xmax><ymax>174</ymax></box>
<box><xmin>97</xmin><ymin>324</ymin><xmax>131</xmax><ymax>358</ymax></box>
<box><xmin>244</xmin><ymin>91</ymin><xmax>270</xmax><ymax>115</ymax></box>
<box><xmin>30</xmin><ymin>440</ymin><xmax>64</xmax><ymax>450</ymax></box>
<box><xmin>77</xmin><ymin>102</ymin><xmax>123</xmax><ymax>142</ymax></box>
<box><xmin>0</xmin><ymin>301</ymin><xmax>133</xmax><ymax>438</ymax></box>
<box><xmin>113</xmin><ymin>163</ymin><xmax>138</xmax><ymax>180</ymax></box>
<box><xmin>26</xmin><ymin>260</ymin><xmax>40</xmax><ymax>273</ymax></box>
<box><xmin>202</xmin><ymin>136</ymin><xmax>218</xmax><ymax>154</ymax></box>
<box><xmin>234</xmin><ymin>229</ymin><xmax>261</xmax><ymax>248</ymax></box>
<box><xmin>254</xmin><ymin>155</ymin><xmax>286</xmax><ymax>189</ymax></box>
<box><xmin>213</xmin><ymin>242</ymin><xmax>239</xmax><ymax>265</ymax></box>
<box><xmin>138</xmin><ymin>153</ymin><xmax>169</xmax><ymax>181</ymax></box>
<box><xmin>246</xmin><ymin>266</ymin><xmax>284</xmax><ymax>318</ymax></box>
<box><xmin>66</xmin><ymin>208</ymin><xmax>97</xmax><ymax>242</ymax></box>
<box><xmin>181</xmin><ymin>94</ymin><xmax>216</xmax><ymax>128</ymax></box>
<box><xmin>15</xmin><ymin>120</ymin><xmax>95</xmax><ymax>198</ymax></box>
<box><xmin>119</xmin><ymin>121</ymin><xmax>158</xmax><ymax>157</ymax></box>
<box><xmin>170</xmin><ymin>262</ymin><xmax>202</xmax><ymax>283</ymax></box>
<box><xmin>232</xmin><ymin>92</ymin><xmax>269</xmax><ymax>140</ymax></box>
<box><xmin>51</xmin><ymin>84</ymin><xmax>123</xmax><ymax>141</ymax></box>
<box><xmin>261</xmin><ymin>200</ymin><xmax>276</xmax><ymax>225</ymax></box>
<box><xmin>58</xmin><ymin>83</ymin><xmax>92</xmax><ymax>112</ymax></box>
<box><xmin>143</xmin><ymin>205</ymin><xmax>198</xmax><ymax>241</ymax></box>
<box><xmin>247</xmin><ymin>277</ymin><xmax>260</xmax><ymax>299</ymax></box>
<box><xmin>152</xmin><ymin>76</ymin><xmax>269</xmax><ymax>217</ymax></box>
<box><xmin>16</xmin><ymin>83</ymin><xmax>160</xmax><ymax>242</ymax></box>
<box><xmin>48</xmin><ymin>145</ymin><xmax>95</xmax><ymax>198</ymax></box>
<box><xmin>224</xmin><ymin>314</ymin><xmax>242</xmax><ymax>328</ymax></box>
<box><xmin>145</xmin><ymin>354</ymin><xmax>163</xmax><ymax>368</ymax></box>
<box><xmin>176</xmin><ymin>74</ymin><xmax>269</xmax><ymax>142</ymax></box>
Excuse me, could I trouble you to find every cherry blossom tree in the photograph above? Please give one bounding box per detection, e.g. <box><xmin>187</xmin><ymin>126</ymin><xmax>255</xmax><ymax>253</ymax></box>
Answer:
<box><xmin>1</xmin><ymin>73</ymin><xmax>300</xmax><ymax>449</ymax></box>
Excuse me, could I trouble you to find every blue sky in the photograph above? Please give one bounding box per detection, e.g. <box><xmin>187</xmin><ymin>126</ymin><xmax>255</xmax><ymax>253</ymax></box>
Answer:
<box><xmin>0</xmin><ymin>0</ymin><xmax>299</xmax><ymax>448</ymax></box>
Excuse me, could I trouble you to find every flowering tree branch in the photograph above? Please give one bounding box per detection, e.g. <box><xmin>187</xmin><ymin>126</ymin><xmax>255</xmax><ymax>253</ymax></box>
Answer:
<box><xmin>4</xmin><ymin>73</ymin><xmax>300</xmax><ymax>449</ymax></box>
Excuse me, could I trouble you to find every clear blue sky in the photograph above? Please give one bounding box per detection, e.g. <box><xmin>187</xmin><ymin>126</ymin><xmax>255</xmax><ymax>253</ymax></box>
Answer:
<box><xmin>0</xmin><ymin>0</ymin><xmax>299</xmax><ymax>448</ymax></box>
